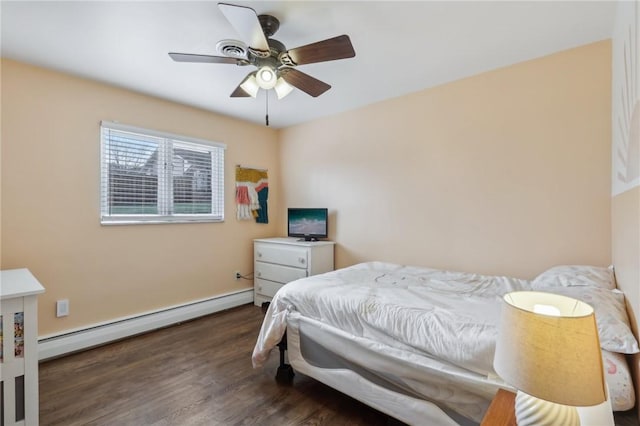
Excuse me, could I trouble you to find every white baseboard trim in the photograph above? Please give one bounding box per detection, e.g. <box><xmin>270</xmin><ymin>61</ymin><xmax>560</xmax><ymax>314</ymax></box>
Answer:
<box><xmin>38</xmin><ymin>289</ymin><xmax>254</xmax><ymax>361</ymax></box>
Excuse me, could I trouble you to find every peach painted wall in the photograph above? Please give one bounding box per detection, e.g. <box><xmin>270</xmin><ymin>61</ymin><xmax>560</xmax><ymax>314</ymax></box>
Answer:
<box><xmin>611</xmin><ymin>0</ymin><xmax>640</xmax><ymax>325</ymax></box>
<box><xmin>279</xmin><ymin>41</ymin><xmax>612</xmax><ymax>279</ymax></box>
<box><xmin>1</xmin><ymin>59</ymin><xmax>280</xmax><ymax>336</ymax></box>
<box><xmin>610</xmin><ymin>1</ymin><xmax>640</xmax><ymax>405</ymax></box>
<box><xmin>613</xmin><ymin>188</ymin><xmax>640</xmax><ymax>320</ymax></box>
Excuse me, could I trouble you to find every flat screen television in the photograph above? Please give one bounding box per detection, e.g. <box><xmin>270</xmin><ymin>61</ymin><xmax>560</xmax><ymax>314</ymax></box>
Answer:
<box><xmin>287</xmin><ymin>208</ymin><xmax>328</xmax><ymax>241</ymax></box>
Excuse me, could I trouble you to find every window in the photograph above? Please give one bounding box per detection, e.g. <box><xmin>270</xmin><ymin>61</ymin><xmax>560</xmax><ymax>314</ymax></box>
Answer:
<box><xmin>100</xmin><ymin>121</ymin><xmax>225</xmax><ymax>224</ymax></box>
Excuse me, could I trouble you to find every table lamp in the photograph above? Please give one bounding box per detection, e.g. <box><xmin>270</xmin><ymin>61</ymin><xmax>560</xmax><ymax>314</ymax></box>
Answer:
<box><xmin>493</xmin><ymin>291</ymin><xmax>608</xmax><ymax>426</ymax></box>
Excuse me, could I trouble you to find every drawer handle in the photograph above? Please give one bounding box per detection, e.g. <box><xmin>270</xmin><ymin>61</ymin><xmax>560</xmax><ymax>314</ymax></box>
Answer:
<box><xmin>257</xmin><ymin>272</ymin><xmax>262</xmax><ymax>277</ymax></box>
<box><xmin>257</xmin><ymin>252</ymin><xmax>262</xmax><ymax>258</ymax></box>
<box><xmin>299</xmin><ymin>257</ymin><xmax>305</xmax><ymax>264</ymax></box>
<box><xmin>258</xmin><ymin>286</ymin><xmax>262</xmax><ymax>292</ymax></box>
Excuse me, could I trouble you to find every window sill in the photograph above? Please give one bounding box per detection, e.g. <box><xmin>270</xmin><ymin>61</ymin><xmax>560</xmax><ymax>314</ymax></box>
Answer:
<box><xmin>101</xmin><ymin>216</ymin><xmax>224</xmax><ymax>225</ymax></box>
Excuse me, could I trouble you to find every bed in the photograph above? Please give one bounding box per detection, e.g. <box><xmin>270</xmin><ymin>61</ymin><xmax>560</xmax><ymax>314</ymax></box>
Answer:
<box><xmin>252</xmin><ymin>261</ymin><xmax>639</xmax><ymax>425</ymax></box>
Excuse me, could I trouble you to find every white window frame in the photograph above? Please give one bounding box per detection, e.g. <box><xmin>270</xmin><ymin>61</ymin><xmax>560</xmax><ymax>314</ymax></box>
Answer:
<box><xmin>100</xmin><ymin>121</ymin><xmax>226</xmax><ymax>225</ymax></box>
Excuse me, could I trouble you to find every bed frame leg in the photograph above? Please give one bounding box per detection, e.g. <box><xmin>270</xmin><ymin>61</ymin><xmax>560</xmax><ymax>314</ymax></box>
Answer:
<box><xmin>261</xmin><ymin>302</ymin><xmax>294</xmax><ymax>383</ymax></box>
<box><xmin>275</xmin><ymin>331</ymin><xmax>295</xmax><ymax>384</ymax></box>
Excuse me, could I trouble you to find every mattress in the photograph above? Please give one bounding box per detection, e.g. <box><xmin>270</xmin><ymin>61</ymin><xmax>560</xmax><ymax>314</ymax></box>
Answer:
<box><xmin>252</xmin><ymin>261</ymin><xmax>531</xmax><ymax>422</ymax></box>
<box><xmin>253</xmin><ymin>261</ymin><xmax>530</xmax><ymax>376</ymax></box>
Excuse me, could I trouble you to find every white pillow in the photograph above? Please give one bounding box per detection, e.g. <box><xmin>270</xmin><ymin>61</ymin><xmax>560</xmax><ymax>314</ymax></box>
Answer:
<box><xmin>532</xmin><ymin>265</ymin><xmax>616</xmax><ymax>290</ymax></box>
<box><xmin>602</xmin><ymin>349</ymin><xmax>635</xmax><ymax>411</ymax></box>
<box><xmin>535</xmin><ymin>286</ymin><xmax>639</xmax><ymax>354</ymax></box>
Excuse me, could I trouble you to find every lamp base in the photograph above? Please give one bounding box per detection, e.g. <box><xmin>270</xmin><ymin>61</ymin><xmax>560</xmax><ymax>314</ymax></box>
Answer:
<box><xmin>576</xmin><ymin>383</ymin><xmax>614</xmax><ymax>426</ymax></box>
<box><xmin>515</xmin><ymin>391</ymin><xmax>579</xmax><ymax>426</ymax></box>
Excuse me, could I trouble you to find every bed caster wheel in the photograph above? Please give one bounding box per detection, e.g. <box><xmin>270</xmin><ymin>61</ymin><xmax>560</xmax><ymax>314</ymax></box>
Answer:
<box><xmin>276</xmin><ymin>363</ymin><xmax>294</xmax><ymax>384</ymax></box>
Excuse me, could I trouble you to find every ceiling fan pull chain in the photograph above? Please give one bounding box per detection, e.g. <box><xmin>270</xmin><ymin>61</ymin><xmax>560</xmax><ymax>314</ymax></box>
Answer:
<box><xmin>265</xmin><ymin>90</ymin><xmax>269</xmax><ymax>126</ymax></box>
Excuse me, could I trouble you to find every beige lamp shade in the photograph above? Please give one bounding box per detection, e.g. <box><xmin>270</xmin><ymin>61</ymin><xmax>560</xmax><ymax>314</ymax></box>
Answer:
<box><xmin>493</xmin><ymin>291</ymin><xmax>606</xmax><ymax>407</ymax></box>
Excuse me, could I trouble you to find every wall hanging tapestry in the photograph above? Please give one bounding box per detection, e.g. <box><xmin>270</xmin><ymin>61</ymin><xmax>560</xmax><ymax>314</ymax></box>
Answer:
<box><xmin>235</xmin><ymin>166</ymin><xmax>268</xmax><ymax>223</ymax></box>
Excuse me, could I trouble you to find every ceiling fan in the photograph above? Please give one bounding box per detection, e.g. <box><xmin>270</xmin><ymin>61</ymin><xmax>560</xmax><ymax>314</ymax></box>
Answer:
<box><xmin>169</xmin><ymin>2</ymin><xmax>356</xmax><ymax>100</ymax></box>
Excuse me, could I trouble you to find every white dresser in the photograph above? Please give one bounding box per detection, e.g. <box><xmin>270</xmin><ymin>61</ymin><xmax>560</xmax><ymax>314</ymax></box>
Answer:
<box><xmin>254</xmin><ymin>238</ymin><xmax>335</xmax><ymax>306</ymax></box>
<box><xmin>1</xmin><ymin>269</ymin><xmax>45</xmax><ymax>426</ymax></box>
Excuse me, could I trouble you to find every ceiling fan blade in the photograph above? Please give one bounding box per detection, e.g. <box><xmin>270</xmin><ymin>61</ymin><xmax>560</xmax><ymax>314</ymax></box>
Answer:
<box><xmin>230</xmin><ymin>85</ymin><xmax>251</xmax><ymax>98</ymax></box>
<box><xmin>279</xmin><ymin>68</ymin><xmax>331</xmax><ymax>97</ymax></box>
<box><xmin>230</xmin><ymin>72</ymin><xmax>256</xmax><ymax>98</ymax></box>
<box><xmin>218</xmin><ymin>3</ymin><xmax>269</xmax><ymax>54</ymax></box>
<box><xmin>168</xmin><ymin>52</ymin><xmax>242</xmax><ymax>64</ymax></box>
<box><xmin>283</xmin><ymin>35</ymin><xmax>355</xmax><ymax>66</ymax></box>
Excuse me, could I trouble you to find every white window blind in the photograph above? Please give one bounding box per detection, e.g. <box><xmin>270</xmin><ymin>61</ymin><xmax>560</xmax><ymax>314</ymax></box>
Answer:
<box><xmin>100</xmin><ymin>121</ymin><xmax>225</xmax><ymax>224</ymax></box>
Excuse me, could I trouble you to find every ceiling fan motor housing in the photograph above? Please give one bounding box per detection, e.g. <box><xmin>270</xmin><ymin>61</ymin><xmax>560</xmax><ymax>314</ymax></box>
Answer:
<box><xmin>249</xmin><ymin>38</ymin><xmax>286</xmax><ymax>69</ymax></box>
<box><xmin>258</xmin><ymin>14</ymin><xmax>280</xmax><ymax>37</ymax></box>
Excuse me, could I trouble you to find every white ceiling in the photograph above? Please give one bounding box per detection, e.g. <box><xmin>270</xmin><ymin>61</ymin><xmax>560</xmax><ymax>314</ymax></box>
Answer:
<box><xmin>1</xmin><ymin>1</ymin><xmax>616</xmax><ymax>129</ymax></box>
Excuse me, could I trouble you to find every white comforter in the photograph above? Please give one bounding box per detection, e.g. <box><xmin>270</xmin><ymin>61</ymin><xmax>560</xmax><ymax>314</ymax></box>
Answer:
<box><xmin>252</xmin><ymin>261</ymin><xmax>531</xmax><ymax>376</ymax></box>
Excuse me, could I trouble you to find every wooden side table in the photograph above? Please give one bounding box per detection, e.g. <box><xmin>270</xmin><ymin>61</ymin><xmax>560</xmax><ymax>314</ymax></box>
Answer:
<box><xmin>481</xmin><ymin>389</ymin><xmax>517</xmax><ymax>426</ymax></box>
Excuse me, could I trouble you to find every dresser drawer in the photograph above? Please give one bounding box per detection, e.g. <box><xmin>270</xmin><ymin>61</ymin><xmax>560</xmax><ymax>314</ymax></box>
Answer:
<box><xmin>255</xmin><ymin>261</ymin><xmax>308</xmax><ymax>284</ymax></box>
<box><xmin>253</xmin><ymin>238</ymin><xmax>335</xmax><ymax>307</ymax></box>
<box><xmin>255</xmin><ymin>243</ymin><xmax>308</xmax><ymax>269</ymax></box>
<box><xmin>254</xmin><ymin>278</ymin><xmax>283</xmax><ymax>298</ymax></box>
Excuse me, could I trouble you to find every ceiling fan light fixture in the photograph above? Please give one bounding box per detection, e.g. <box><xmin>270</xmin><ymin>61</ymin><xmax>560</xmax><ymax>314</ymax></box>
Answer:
<box><xmin>256</xmin><ymin>66</ymin><xmax>277</xmax><ymax>89</ymax></box>
<box><xmin>240</xmin><ymin>73</ymin><xmax>259</xmax><ymax>98</ymax></box>
<box><xmin>274</xmin><ymin>77</ymin><xmax>294</xmax><ymax>99</ymax></box>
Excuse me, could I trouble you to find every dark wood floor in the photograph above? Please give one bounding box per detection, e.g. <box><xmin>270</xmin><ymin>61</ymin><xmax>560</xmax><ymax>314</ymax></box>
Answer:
<box><xmin>618</xmin><ymin>410</ymin><xmax>640</xmax><ymax>426</ymax></box>
<box><xmin>39</xmin><ymin>303</ymin><xmax>640</xmax><ymax>426</ymax></box>
<box><xmin>39</xmin><ymin>303</ymin><xmax>402</xmax><ymax>426</ymax></box>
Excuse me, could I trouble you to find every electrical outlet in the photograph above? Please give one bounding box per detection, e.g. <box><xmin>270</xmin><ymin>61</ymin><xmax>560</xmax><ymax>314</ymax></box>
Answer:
<box><xmin>56</xmin><ymin>299</ymin><xmax>69</xmax><ymax>317</ymax></box>
<box><xmin>235</xmin><ymin>271</ymin><xmax>241</xmax><ymax>280</ymax></box>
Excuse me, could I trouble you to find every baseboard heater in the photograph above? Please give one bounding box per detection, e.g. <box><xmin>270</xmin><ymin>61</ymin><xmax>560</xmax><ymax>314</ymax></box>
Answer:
<box><xmin>38</xmin><ymin>289</ymin><xmax>253</xmax><ymax>361</ymax></box>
